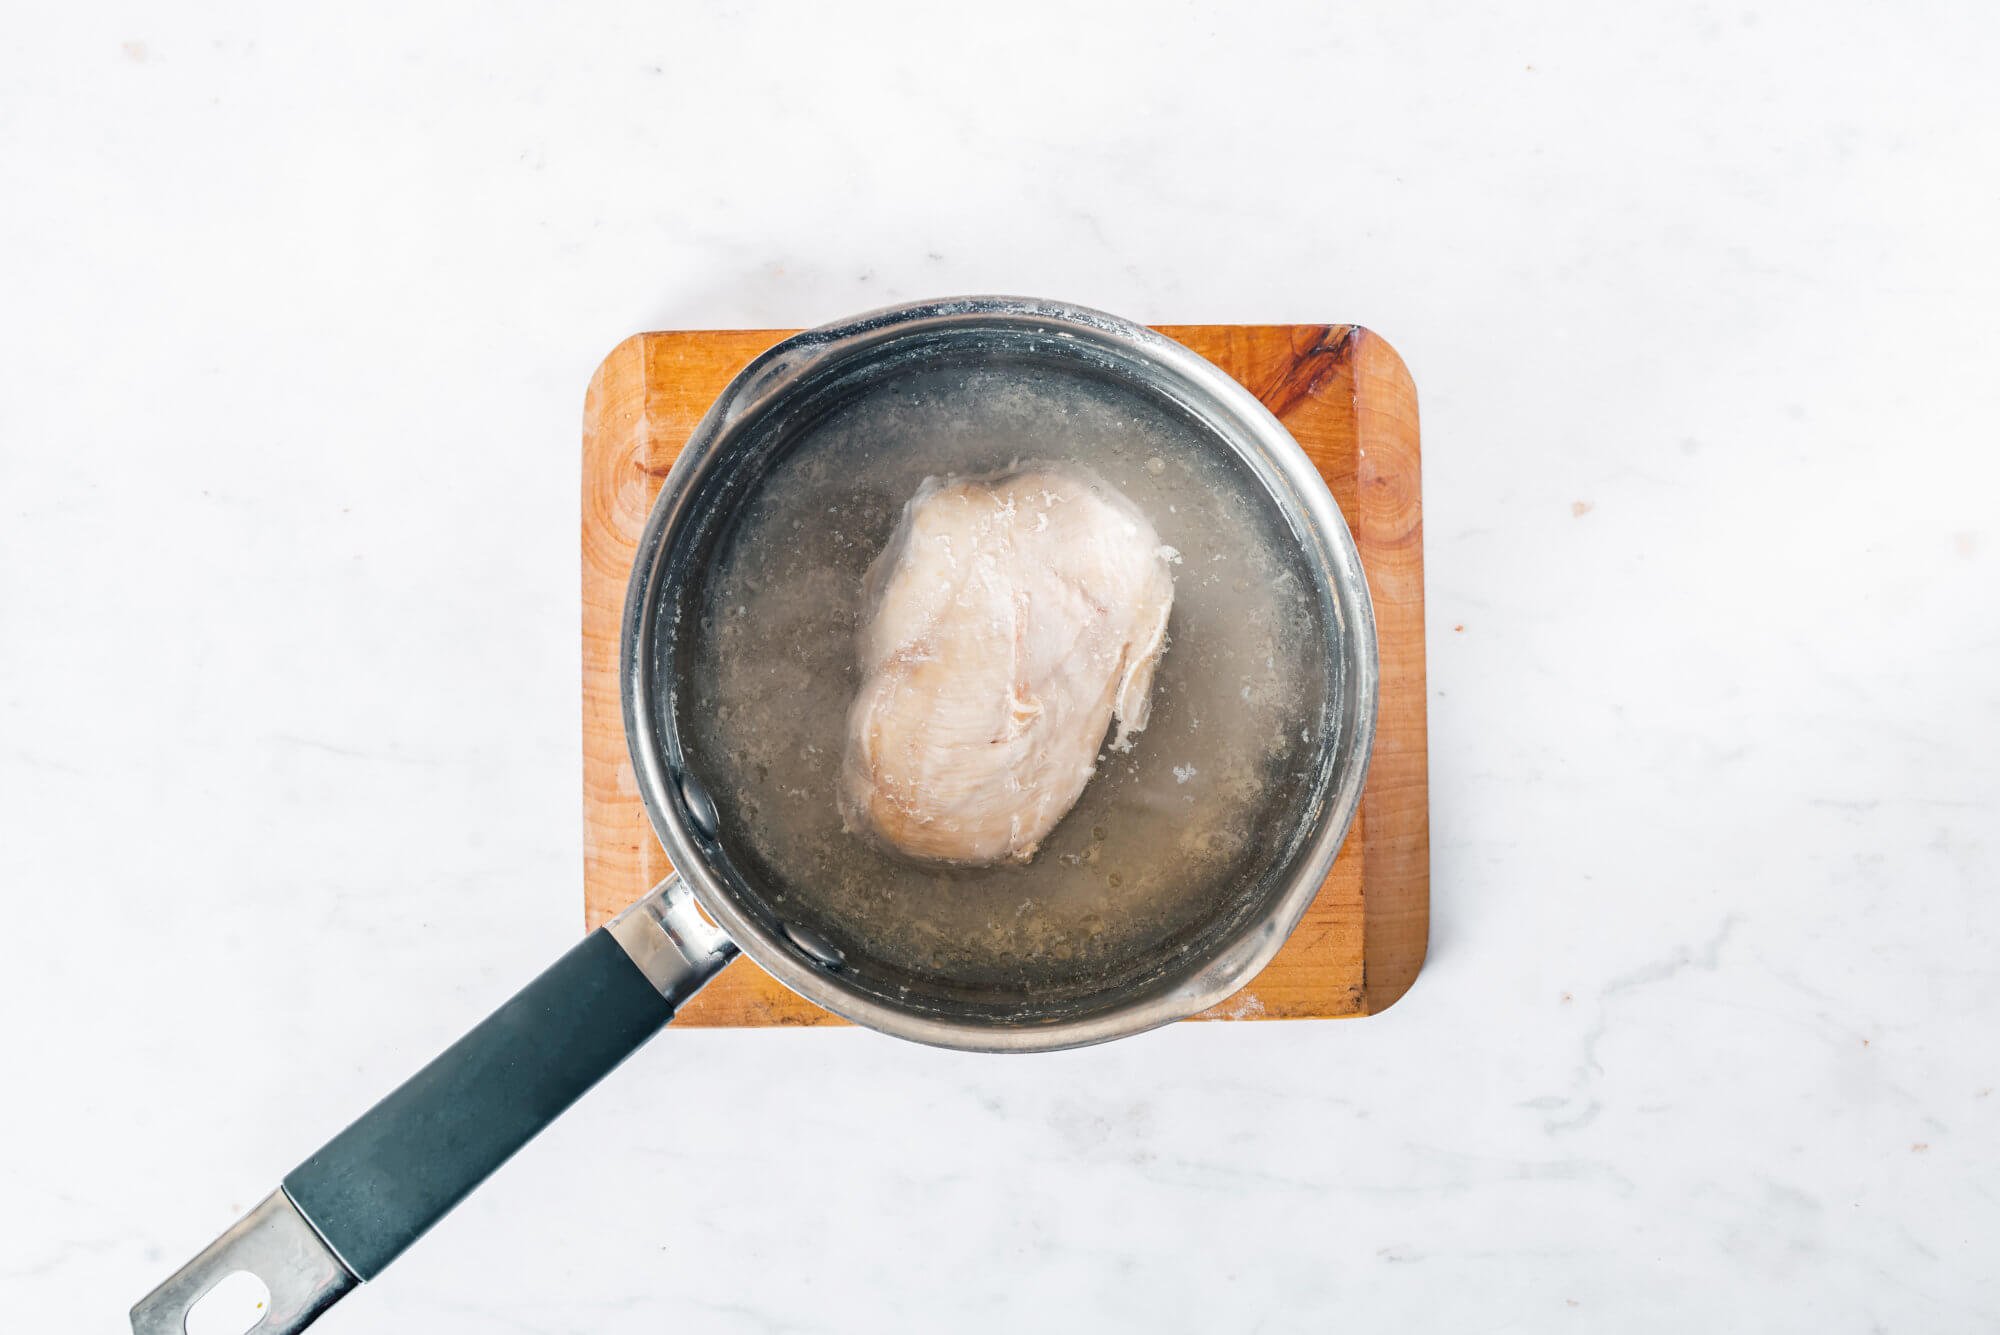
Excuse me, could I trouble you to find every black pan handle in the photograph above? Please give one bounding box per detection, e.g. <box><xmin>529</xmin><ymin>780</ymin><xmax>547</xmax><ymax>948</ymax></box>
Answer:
<box><xmin>130</xmin><ymin>874</ymin><xmax>735</xmax><ymax>1335</ymax></box>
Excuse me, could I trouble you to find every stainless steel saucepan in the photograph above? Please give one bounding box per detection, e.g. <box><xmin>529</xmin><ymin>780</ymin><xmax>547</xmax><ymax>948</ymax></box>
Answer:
<box><xmin>132</xmin><ymin>296</ymin><xmax>1379</xmax><ymax>1334</ymax></box>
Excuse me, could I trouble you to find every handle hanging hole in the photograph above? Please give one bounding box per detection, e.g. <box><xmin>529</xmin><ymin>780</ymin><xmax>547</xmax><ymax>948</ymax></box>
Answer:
<box><xmin>183</xmin><ymin>1269</ymin><xmax>271</xmax><ymax>1335</ymax></box>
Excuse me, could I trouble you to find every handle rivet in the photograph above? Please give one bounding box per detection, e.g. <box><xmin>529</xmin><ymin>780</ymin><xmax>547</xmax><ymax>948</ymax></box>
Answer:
<box><xmin>678</xmin><ymin>772</ymin><xmax>719</xmax><ymax>839</ymax></box>
<box><xmin>782</xmin><ymin>922</ymin><xmax>845</xmax><ymax>970</ymax></box>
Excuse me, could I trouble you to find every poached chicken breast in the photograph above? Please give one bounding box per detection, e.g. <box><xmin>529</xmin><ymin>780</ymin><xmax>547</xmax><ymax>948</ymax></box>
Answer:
<box><xmin>839</xmin><ymin>463</ymin><xmax>1176</xmax><ymax>864</ymax></box>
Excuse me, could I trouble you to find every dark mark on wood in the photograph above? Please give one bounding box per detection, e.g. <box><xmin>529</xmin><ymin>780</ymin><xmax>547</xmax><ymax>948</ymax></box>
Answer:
<box><xmin>1256</xmin><ymin>326</ymin><xmax>1359</xmax><ymax>420</ymax></box>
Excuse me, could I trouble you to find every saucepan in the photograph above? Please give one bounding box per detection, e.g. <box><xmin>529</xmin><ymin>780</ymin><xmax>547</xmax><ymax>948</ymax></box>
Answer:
<box><xmin>132</xmin><ymin>296</ymin><xmax>1379</xmax><ymax>1334</ymax></box>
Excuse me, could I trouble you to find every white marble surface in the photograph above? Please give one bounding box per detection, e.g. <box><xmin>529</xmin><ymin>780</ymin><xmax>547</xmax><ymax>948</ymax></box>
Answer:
<box><xmin>4</xmin><ymin>3</ymin><xmax>1997</xmax><ymax>1331</ymax></box>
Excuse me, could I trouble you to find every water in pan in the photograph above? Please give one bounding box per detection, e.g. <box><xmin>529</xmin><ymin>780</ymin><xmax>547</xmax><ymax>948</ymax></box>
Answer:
<box><xmin>683</xmin><ymin>354</ymin><xmax>1332</xmax><ymax>1002</ymax></box>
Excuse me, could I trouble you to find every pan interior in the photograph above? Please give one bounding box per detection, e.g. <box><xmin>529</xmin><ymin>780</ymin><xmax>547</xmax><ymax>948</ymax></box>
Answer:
<box><xmin>660</xmin><ymin>330</ymin><xmax>1342</xmax><ymax>1024</ymax></box>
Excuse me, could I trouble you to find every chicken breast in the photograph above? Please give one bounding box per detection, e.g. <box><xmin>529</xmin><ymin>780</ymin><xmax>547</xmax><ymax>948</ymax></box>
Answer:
<box><xmin>840</xmin><ymin>463</ymin><xmax>1176</xmax><ymax>864</ymax></box>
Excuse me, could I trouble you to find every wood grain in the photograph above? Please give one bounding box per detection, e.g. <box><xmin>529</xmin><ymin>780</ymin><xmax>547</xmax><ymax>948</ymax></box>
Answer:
<box><xmin>581</xmin><ymin>325</ymin><xmax>1426</xmax><ymax>1024</ymax></box>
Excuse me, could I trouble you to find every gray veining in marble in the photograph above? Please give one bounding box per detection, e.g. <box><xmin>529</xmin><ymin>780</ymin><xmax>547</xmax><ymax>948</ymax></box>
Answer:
<box><xmin>2</xmin><ymin>3</ymin><xmax>1996</xmax><ymax>1331</ymax></box>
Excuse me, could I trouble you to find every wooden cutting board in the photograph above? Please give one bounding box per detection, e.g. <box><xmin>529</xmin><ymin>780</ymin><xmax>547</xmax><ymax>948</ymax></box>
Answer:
<box><xmin>583</xmin><ymin>325</ymin><xmax>1427</xmax><ymax>1025</ymax></box>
